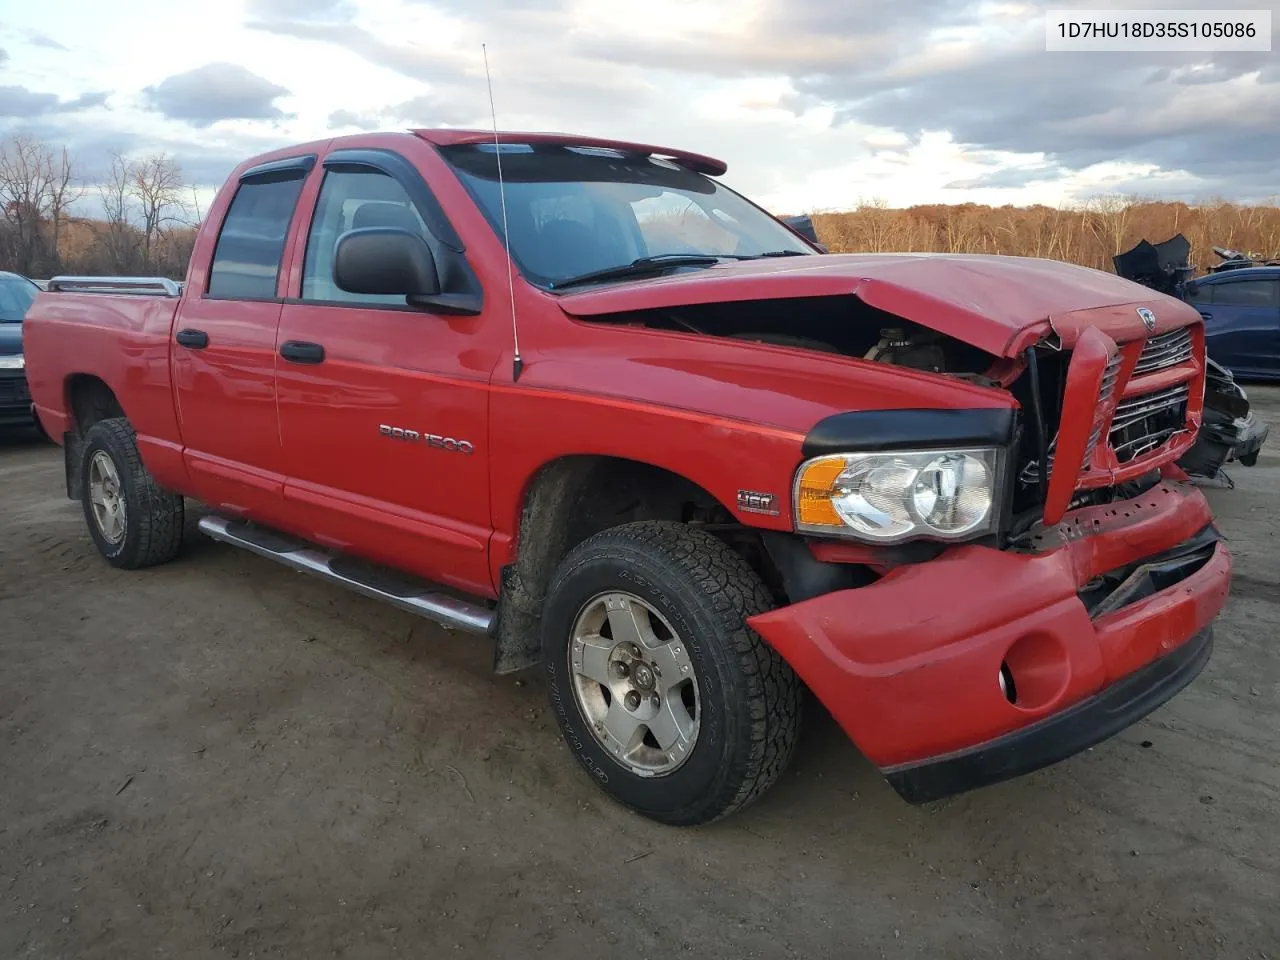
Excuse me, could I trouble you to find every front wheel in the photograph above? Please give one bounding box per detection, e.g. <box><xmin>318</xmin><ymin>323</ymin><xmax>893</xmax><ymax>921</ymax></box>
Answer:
<box><xmin>80</xmin><ymin>417</ymin><xmax>184</xmax><ymax>569</ymax></box>
<box><xmin>542</xmin><ymin>521</ymin><xmax>803</xmax><ymax>825</ymax></box>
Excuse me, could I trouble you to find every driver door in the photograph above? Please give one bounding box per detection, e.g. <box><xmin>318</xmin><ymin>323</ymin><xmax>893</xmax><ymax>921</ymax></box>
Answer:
<box><xmin>273</xmin><ymin>151</ymin><xmax>498</xmax><ymax>597</ymax></box>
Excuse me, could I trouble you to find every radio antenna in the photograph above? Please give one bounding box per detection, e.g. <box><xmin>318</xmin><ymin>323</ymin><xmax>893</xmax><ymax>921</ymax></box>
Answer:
<box><xmin>482</xmin><ymin>43</ymin><xmax>523</xmax><ymax>382</ymax></box>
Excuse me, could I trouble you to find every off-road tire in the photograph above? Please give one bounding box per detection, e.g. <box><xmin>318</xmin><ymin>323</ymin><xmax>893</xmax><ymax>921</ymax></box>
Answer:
<box><xmin>80</xmin><ymin>417</ymin><xmax>184</xmax><ymax>569</ymax></box>
<box><xmin>542</xmin><ymin>520</ymin><xmax>803</xmax><ymax>825</ymax></box>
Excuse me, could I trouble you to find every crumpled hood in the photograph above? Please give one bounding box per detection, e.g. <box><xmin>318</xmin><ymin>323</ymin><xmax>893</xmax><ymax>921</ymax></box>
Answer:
<box><xmin>555</xmin><ymin>252</ymin><xmax>1204</xmax><ymax>357</ymax></box>
<box><xmin>0</xmin><ymin>322</ymin><xmax>22</xmax><ymax>356</ymax></box>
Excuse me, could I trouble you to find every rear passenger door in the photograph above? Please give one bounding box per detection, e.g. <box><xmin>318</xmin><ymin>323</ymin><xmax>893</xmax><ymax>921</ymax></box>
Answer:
<box><xmin>273</xmin><ymin>149</ymin><xmax>497</xmax><ymax>597</ymax></box>
<box><xmin>172</xmin><ymin>156</ymin><xmax>312</xmax><ymax>518</ymax></box>
<box><xmin>1193</xmin><ymin>277</ymin><xmax>1280</xmax><ymax>378</ymax></box>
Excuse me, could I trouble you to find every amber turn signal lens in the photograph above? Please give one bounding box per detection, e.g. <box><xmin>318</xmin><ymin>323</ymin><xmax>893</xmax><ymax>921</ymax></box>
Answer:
<box><xmin>795</xmin><ymin>456</ymin><xmax>846</xmax><ymax>528</ymax></box>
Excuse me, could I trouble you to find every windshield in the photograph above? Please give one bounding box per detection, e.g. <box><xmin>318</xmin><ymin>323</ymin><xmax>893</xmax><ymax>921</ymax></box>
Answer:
<box><xmin>0</xmin><ymin>275</ymin><xmax>38</xmax><ymax>322</ymax></box>
<box><xmin>441</xmin><ymin>143</ymin><xmax>813</xmax><ymax>288</ymax></box>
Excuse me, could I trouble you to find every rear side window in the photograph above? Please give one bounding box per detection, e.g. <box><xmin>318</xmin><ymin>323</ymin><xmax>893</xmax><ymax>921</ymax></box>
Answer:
<box><xmin>207</xmin><ymin>173</ymin><xmax>307</xmax><ymax>299</ymax></box>
<box><xmin>301</xmin><ymin>168</ymin><xmax>433</xmax><ymax>306</ymax></box>
<box><xmin>1210</xmin><ymin>279</ymin><xmax>1277</xmax><ymax>307</ymax></box>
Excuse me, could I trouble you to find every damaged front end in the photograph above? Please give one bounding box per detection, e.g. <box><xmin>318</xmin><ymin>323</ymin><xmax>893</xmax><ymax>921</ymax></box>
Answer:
<box><xmin>1114</xmin><ymin>234</ymin><xmax>1271</xmax><ymax>481</ymax></box>
<box><xmin>1176</xmin><ymin>358</ymin><xmax>1269</xmax><ymax>483</ymax></box>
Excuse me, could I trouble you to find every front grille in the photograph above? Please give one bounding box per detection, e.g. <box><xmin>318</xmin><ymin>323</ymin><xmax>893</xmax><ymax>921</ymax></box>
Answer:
<box><xmin>1084</xmin><ymin>353</ymin><xmax>1123</xmax><ymax>465</ymax></box>
<box><xmin>1014</xmin><ymin>325</ymin><xmax>1199</xmax><ymax>510</ymax></box>
<box><xmin>1134</xmin><ymin>327</ymin><xmax>1192</xmax><ymax>375</ymax></box>
<box><xmin>1109</xmin><ymin>383</ymin><xmax>1189</xmax><ymax>462</ymax></box>
<box><xmin>0</xmin><ymin>375</ymin><xmax>30</xmax><ymax>404</ymax></box>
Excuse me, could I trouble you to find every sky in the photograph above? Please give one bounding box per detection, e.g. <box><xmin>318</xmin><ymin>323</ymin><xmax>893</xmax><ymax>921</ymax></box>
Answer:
<box><xmin>1</xmin><ymin>0</ymin><xmax>1277</xmax><ymax>216</ymax></box>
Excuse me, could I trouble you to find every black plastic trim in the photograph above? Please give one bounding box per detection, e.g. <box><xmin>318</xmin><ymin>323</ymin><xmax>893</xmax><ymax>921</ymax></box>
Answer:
<box><xmin>201</xmin><ymin>295</ymin><xmax>283</xmax><ymax>304</ymax></box>
<box><xmin>884</xmin><ymin>625</ymin><xmax>1214</xmax><ymax>804</ymax></box>
<box><xmin>802</xmin><ymin>407</ymin><xmax>1016</xmax><ymax>457</ymax></box>
<box><xmin>240</xmin><ymin>154</ymin><xmax>317</xmax><ymax>183</ymax></box>
<box><xmin>1079</xmin><ymin>523</ymin><xmax>1221</xmax><ymax>618</ymax></box>
<box><xmin>280</xmin><ymin>340</ymin><xmax>326</xmax><ymax>364</ymax></box>
<box><xmin>759</xmin><ymin>532</ymin><xmax>871</xmax><ymax>602</ymax></box>
<box><xmin>175</xmin><ymin>328</ymin><xmax>209</xmax><ymax>349</ymax></box>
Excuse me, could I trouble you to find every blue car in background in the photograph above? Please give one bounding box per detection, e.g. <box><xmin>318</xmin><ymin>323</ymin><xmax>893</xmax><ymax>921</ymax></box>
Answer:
<box><xmin>1183</xmin><ymin>266</ymin><xmax>1280</xmax><ymax>382</ymax></box>
<box><xmin>0</xmin><ymin>270</ymin><xmax>41</xmax><ymax>430</ymax></box>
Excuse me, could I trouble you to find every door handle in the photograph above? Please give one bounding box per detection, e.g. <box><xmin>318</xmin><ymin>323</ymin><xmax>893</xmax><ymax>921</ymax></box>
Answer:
<box><xmin>1198</xmin><ymin>311</ymin><xmax>1213</xmax><ymax>322</ymax></box>
<box><xmin>175</xmin><ymin>328</ymin><xmax>209</xmax><ymax>349</ymax></box>
<box><xmin>280</xmin><ymin>340</ymin><xmax>325</xmax><ymax>364</ymax></box>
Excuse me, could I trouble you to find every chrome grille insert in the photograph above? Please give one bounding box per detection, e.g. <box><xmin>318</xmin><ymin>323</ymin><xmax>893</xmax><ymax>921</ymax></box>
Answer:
<box><xmin>1134</xmin><ymin>327</ymin><xmax>1193</xmax><ymax>375</ymax></box>
<box><xmin>1084</xmin><ymin>353</ymin><xmax>1123</xmax><ymax>466</ymax></box>
<box><xmin>1108</xmin><ymin>383</ymin><xmax>1189</xmax><ymax>463</ymax></box>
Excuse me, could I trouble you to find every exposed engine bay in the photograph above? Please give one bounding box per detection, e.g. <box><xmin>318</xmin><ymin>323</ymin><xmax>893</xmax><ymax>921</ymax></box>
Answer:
<box><xmin>590</xmin><ymin>293</ymin><xmax>1000</xmax><ymax>382</ymax></box>
<box><xmin>584</xmin><ymin>291</ymin><xmax>1207</xmax><ymax>543</ymax></box>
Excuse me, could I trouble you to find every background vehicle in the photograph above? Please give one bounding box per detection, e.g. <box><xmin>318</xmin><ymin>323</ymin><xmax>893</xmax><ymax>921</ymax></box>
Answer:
<box><xmin>23</xmin><ymin>130</ymin><xmax>1231</xmax><ymax>825</ymax></box>
<box><xmin>1184</xmin><ymin>267</ymin><xmax>1280</xmax><ymax>382</ymax></box>
<box><xmin>0</xmin><ymin>270</ymin><xmax>40</xmax><ymax>432</ymax></box>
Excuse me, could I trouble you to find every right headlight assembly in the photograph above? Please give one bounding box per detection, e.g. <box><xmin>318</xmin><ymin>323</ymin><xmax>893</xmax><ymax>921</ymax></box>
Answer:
<box><xmin>793</xmin><ymin>447</ymin><xmax>1007</xmax><ymax>544</ymax></box>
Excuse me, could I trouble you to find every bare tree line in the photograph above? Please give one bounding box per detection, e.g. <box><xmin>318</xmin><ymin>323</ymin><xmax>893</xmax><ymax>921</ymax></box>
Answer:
<box><xmin>0</xmin><ymin>134</ymin><xmax>196</xmax><ymax>279</ymax></box>
<box><xmin>812</xmin><ymin>195</ymin><xmax>1280</xmax><ymax>274</ymax></box>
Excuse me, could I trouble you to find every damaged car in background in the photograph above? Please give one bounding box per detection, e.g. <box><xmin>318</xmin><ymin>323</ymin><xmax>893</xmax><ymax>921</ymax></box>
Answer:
<box><xmin>1114</xmin><ymin>234</ymin><xmax>1271</xmax><ymax>484</ymax></box>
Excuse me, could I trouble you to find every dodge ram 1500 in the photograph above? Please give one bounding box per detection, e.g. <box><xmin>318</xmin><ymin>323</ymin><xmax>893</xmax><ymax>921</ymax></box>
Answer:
<box><xmin>23</xmin><ymin>129</ymin><xmax>1232</xmax><ymax>824</ymax></box>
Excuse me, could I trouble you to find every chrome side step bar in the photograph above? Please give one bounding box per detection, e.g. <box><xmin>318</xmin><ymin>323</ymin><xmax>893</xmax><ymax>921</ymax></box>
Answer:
<box><xmin>197</xmin><ymin>515</ymin><xmax>495</xmax><ymax>635</ymax></box>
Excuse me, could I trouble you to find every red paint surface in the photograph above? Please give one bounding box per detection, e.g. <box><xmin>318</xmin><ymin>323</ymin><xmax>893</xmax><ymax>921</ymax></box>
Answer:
<box><xmin>748</xmin><ymin>477</ymin><xmax>1230</xmax><ymax>768</ymax></box>
<box><xmin>21</xmin><ymin>130</ymin><xmax>1232</xmax><ymax>770</ymax></box>
<box><xmin>558</xmin><ymin>252</ymin><xmax>1205</xmax><ymax>358</ymax></box>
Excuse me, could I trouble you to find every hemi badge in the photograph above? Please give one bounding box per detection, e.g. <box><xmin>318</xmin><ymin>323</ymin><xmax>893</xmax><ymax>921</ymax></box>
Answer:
<box><xmin>737</xmin><ymin>489</ymin><xmax>780</xmax><ymax>516</ymax></box>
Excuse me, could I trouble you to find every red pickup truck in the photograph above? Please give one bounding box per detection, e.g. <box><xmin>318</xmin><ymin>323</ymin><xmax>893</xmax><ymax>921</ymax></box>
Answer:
<box><xmin>24</xmin><ymin>129</ymin><xmax>1232</xmax><ymax>825</ymax></box>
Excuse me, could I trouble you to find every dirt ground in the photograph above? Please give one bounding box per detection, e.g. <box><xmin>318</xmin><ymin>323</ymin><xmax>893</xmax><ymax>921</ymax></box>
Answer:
<box><xmin>2</xmin><ymin>392</ymin><xmax>1278</xmax><ymax>960</ymax></box>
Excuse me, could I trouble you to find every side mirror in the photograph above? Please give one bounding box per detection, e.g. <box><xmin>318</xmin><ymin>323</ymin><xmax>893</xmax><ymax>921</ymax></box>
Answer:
<box><xmin>334</xmin><ymin>227</ymin><xmax>441</xmax><ymax>297</ymax></box>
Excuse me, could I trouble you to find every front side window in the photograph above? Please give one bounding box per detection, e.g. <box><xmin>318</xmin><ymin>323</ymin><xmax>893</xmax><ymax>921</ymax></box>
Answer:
<box><xmin>1210</xmin><ymin>279</ymin><xmax>1277</xmax><ymax>308</ymax></box>
<box><xmin>301</xmin><ymin>168</ymin><xmax>433</xmax><ymax>305</ymax></box>
<box><xmin>207</xmin><ymin>173</ymin><xmax>307</xmax><ymax>299</ymax></box>
<box><xmin>441</xmin><ymin>143</ymin><xmax>812</xmax><ymax>288</ymax></box>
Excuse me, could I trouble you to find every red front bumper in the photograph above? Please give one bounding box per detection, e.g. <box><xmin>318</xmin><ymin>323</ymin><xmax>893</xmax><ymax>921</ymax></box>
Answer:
<box><xmin>748</xmin><ymin>477</ymin><xmax>1231</xmax><ymax>795</ymax></box>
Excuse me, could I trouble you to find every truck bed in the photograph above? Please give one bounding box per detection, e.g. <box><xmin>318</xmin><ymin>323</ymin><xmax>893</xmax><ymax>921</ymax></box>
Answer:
<box><xmin>24</xmin><ymin>278</ymin><xmax>185</xmax><ymax>474</ymax></box>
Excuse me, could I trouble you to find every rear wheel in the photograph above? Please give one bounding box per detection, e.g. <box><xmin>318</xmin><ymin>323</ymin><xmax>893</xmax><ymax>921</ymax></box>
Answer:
<box><xmin>542</xmin><ymin>520</ymin><xmax>803</xmax><ymax>825</ymax></box>
<box><xmin>80</xmin><ymin>417</ymin><xmax>184</xmax><ymax>569</ymax></box>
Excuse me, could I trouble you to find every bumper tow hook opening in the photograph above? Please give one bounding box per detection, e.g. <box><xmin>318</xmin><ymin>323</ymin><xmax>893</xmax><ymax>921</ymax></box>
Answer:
<box><xmin>999</xmin><ymin>662</ymin><xmax>1018</xmax><ymax>704</ymax></box>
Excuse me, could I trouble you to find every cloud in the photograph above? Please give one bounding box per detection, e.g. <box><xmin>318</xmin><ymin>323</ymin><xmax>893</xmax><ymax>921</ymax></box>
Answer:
<box><xmin>9</xmin><ymin>0</ymin><xmax>1280</xmax><ymax>211</ymax></box>
<box><xmin>0</xmin><ymin>48</ymin><xmax>8</xmax><ymax>67</ymax></box>
<box><xmin>142</xmin><ymin>62</ymin><xmax>291</xmax><ymax>128</ymax></box>
<box><xmin>247</xmin><ymin>20</ymin><xmax>469</xmax><ymax>86</ymax></box>
<box><xmin>25</xmin><ymin>30</ymin><xmax>68</xmax><ymax>51</ymax></box>
<box><xmin>0</xmin><ymin>85</ymin><xmax>108</xmax><ymax>120</ymax></box>
<box><xmin>67</xmin><ymin>91</ymin><xmax>110</xmax><ymax>111</ymax></box>
<box><xmin>327</xmin><ymin>93</ymin><xmax>481</xmax><ymax>132</ymax></box>
<box><xmin>567</xmin><ymin>0</ymin><xmax>1280</xmax><ymax>192</ymax></box>
<box><xmin>0</xmin><ymin>86</ymin><xmax>59</xmax><ymax>119</ymax></box>
<box><xmin>945</xmin><ymin>163</ymin><xmax>1067</xmax><ymax>190</ymax></box>
<box><xmin>387</xmin><ymin>93</ymin><xmax>476</xmax><ymax>127</ymax></box>
<box><xmin>245</xmin><ymin>0</ymin><xmax>355</xmax><ymax>20</ymax></box>
<box><xmin>327</xmin><ymin>108</ymin><xmax>379</xmax><ymax>130</ymax></box>
<box><xmin>249</xmin><ymin>15</ymin><xmax>652</xmax><ymax>127</ymax></box>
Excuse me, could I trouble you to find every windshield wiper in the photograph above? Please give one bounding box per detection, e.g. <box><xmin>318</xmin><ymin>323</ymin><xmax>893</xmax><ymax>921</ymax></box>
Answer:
<box><xmin>549</xmin><ymin>254</ymin><xmax>723</xmax><ymax>290</ymax></box>
<box><xmin>744</xmin><ymin>250</ymin><xmax>810</xmax><ymax>259</ymax></box>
